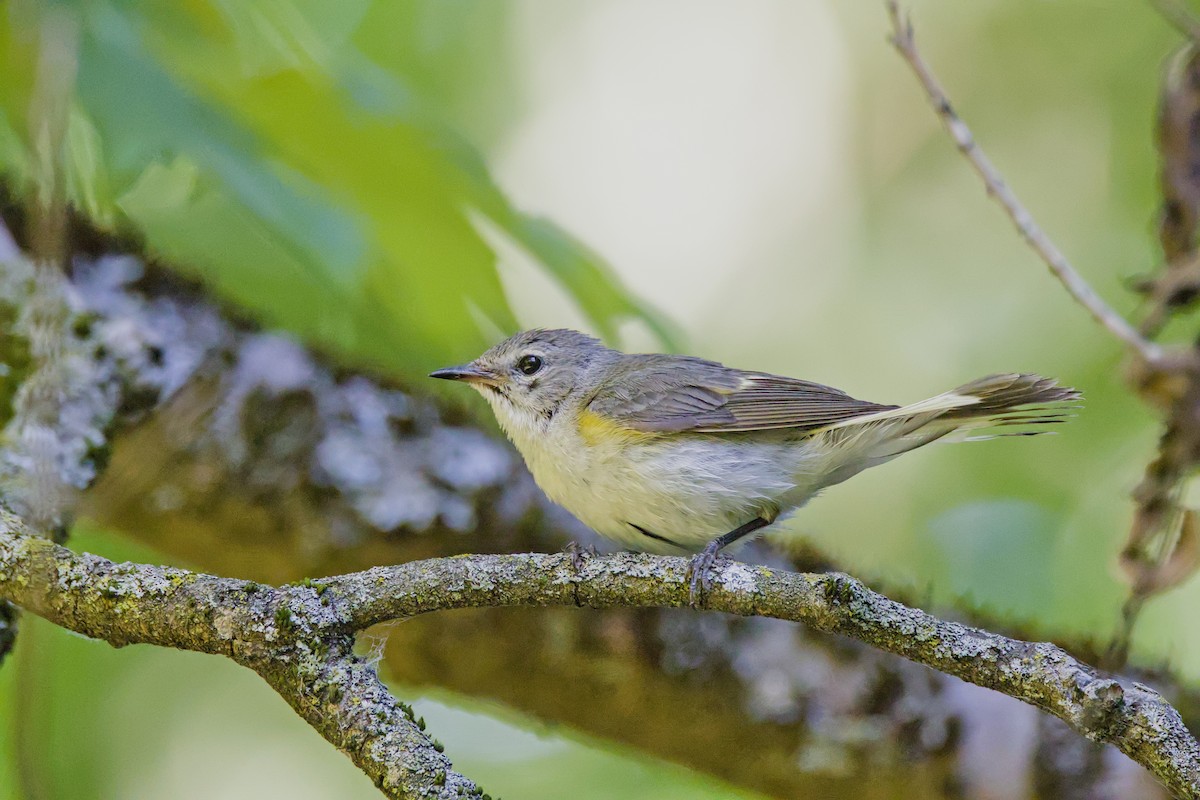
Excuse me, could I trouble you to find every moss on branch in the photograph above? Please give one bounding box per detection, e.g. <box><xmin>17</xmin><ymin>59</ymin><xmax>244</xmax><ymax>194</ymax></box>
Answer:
<box><xmin>0</xmin><ymin>508</ymin><xmax>479</xmax><ymax>799</ymax></box>
<box><xmin>1</xmin><ymin>510</ymin><xmax>1198</xmax><ymax>799</ymax></box>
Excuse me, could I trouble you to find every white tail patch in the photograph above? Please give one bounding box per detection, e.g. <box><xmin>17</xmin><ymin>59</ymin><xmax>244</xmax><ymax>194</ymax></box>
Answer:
<box><xmin>818</xmin><ymin>390</ymin><xmax>979</xmax><ymax>432</ymax></box>
<box><xmin>811</xmin><ymin>373</ymin><xmax>1079</xmax><ymax>462</ymax></box>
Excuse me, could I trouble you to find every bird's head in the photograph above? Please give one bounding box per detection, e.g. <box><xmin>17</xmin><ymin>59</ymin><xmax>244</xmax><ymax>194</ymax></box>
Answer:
<box><xmin>430</xmin><ymin>328</ymin><xmax>612</xmax><ymax>436</ymax></box>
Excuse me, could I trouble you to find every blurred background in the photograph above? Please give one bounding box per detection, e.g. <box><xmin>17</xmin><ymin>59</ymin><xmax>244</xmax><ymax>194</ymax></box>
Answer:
<box><xmin>0</xmin><ymin>0</ymin><xmax>1192</xmax><ymax>798</ymax></box>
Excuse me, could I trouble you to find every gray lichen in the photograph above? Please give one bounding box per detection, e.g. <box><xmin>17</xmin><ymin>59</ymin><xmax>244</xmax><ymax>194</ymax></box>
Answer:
<box><xmin>63</xmin><ymin>251</ymin><xmax>538</xmax><ymax>547</ymax></box>
<box><xmin>0</xmin><ymin>235</ymin><xmax>113</xmax><ymax>534</ymax></box>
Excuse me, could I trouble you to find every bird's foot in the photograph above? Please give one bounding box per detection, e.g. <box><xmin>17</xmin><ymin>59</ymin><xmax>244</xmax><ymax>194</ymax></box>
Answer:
<box><xmin>563</xmin><ymin>540</ymin><xmax>597</xmax><ymax>572</ymax></box>
<box><xmin>687</xmin><ymin>540</ymin><xmax>730</xmax><ymax>608</ymax></box>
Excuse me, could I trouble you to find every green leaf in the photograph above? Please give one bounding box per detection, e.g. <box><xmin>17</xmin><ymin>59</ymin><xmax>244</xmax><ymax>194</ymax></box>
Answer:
<box><xmin>0</xmin><ymin>0</ymin><xmax>670</xmax><ymax>378</ymax></box>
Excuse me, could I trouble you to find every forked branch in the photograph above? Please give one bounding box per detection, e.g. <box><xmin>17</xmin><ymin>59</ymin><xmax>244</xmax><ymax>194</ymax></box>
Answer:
<box><xmin>2</xmin><ymin>516</ymin><xmax>1198</xmax><ymax>798</ymax></box>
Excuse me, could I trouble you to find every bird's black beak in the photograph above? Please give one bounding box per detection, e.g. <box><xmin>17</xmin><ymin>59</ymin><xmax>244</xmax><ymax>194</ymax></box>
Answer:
<box><xmin>429</xmin><ymin>364</ymin><xmax>500</xmax><ymax>386</ymax></box>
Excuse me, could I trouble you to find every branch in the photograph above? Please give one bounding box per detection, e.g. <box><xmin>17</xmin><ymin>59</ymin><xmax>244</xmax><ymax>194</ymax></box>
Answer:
<box><xmin>2</xmin><ymin>516</ymin><xmax>1197</xmax><ymax>798</ymax></box>
<box><xmin>1153</xmin><ymin>0</ymin><xmax>1200</xmax><ymax>43</ymax></box>
<box><xmin>0</xmin><ymin>510</ymin><xmax>479</xmax><ymax>799</ymax></box>
<box><xmin>884</xmin><ymin>1</ymin><xmax>1167</xmax><ymax>367</ymax></box>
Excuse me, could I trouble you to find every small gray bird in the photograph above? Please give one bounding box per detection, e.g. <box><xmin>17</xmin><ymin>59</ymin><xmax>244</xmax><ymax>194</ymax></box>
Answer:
<box><xmin>431</xmin><ymin>329</ymin><xmax>1078</xmax><ymax>601</ymax></box>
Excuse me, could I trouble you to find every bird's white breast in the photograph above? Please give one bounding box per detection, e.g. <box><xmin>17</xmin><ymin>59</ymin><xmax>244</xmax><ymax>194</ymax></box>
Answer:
<box><xmin>483</xmin><ymin>390</ymin><xmax>823</xmax><ymax>553</ymax></box>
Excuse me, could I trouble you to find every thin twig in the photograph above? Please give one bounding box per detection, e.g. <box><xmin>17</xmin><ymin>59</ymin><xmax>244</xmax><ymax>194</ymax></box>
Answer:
<box><xmin>1153</xmin><ymin>0</ymin><xmax>1200</xmax><ymax>43</ymax></box>
<box><xmin>884</xmin><ymin>1</ymin><xmax>1166</xmax><ymax>367</ymax></box>
<box><xmin>2</xmin><ymin>520</ymin><xmax>1198</xmax><ymax>799</ymax></box>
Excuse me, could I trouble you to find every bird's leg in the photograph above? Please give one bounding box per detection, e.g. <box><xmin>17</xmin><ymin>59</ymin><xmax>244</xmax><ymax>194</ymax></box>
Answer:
<box><xmin>563</xmin><ymin>540</ymin><xmax>598</xmax><ymax>572</ymax></box>
<box><xmin>688</xmin><ymin>516</ymin><xmax>771</xmax><ymax>607</ymax></box>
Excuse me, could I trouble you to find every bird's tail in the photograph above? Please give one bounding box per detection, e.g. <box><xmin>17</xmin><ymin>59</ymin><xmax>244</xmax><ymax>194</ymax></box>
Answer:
<box><xmin>819</xmin><ymin>373</ymin><xmax>1080</xmax><ymax>465</ymax></box>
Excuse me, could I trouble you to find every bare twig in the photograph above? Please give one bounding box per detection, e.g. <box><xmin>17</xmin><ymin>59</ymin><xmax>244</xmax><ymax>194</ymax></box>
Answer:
<box><xmin>884</xmin><ymin>1</ymin><xmax>1166</xmax><ymax>367</ymax></box>
<box><xmin>1154</xmin><ymin>0</ymin><xmax>1200</xmax><ymax>43</ymax></box>
<box><xmin>2</xmin><ymin>518</ymin><xmax>1198</xmax><ymax>799</ymax></box>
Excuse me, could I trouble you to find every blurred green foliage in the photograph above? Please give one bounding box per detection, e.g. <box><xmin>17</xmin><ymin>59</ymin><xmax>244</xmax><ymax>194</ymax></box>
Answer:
<box><xmin>0</xmin><ymin>0</ymin><xmax>667</xmax><ymax>380</ymax></box>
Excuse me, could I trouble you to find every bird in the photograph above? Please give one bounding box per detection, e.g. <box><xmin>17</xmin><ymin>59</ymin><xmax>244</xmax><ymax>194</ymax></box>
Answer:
<box><xmin>430</xmin><ymin>328</ymin><xmax>1078</xmax><ymax>603</ymax></box>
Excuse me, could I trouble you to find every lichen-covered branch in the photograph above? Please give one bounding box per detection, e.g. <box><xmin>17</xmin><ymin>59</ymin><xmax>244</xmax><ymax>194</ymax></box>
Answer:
<box><xmin>0</xmin><ymin>509</ymin><xmax>479</xmax><ymax>799</ymax></box>
<box><xmin>259</xmin><ymin>644</ymin><xmax>473</xmax><ymax>800</ymax></box>
<box><xmin>2</xmin><ymin>513</ymin><xmax>1197</xmax><ymax>799</ymax></box>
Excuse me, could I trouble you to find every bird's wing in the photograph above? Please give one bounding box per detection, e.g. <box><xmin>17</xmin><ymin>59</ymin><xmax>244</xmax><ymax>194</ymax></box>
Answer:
<box><xmin>585</xmin><ymin>355</ymin><xmax>897</xmax><ymax>434</ymax></box>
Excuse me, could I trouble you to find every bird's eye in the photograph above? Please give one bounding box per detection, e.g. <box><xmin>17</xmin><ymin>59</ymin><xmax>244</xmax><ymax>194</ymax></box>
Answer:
<box><xmin>517</xmin><ymin>354</ymin><xmax>543</xmax><ymax>376</ymax></box>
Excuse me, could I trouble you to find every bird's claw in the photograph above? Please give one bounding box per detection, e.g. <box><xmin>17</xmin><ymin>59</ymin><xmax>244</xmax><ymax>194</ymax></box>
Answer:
<box><xmin>563</xmin><ymin>540</ymin><xmax>597</xmax><ymax>572</ymax></box>
<box><xmin>687</xmin><ymin>541</ymin><xmax>727</xmax><ymax>608</ymax></box>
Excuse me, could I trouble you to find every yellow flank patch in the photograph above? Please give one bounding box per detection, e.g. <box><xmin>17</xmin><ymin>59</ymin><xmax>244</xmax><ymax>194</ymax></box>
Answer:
<box><xmin>577</xmin><ymin>409</ymin><xmax>659</xmax><ymax>447</ymax></box>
